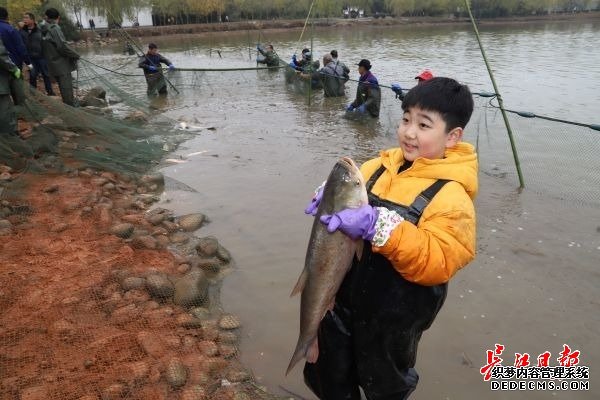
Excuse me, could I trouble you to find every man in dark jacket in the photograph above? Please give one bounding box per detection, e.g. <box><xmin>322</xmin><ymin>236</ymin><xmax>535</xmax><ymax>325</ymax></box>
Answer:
<box><xmin>138</xmin><ymin>43</ymin><xmax>174</xmax><ymax>96</ymax></box>
<box><xmin>0</xmin><ymin>7</ymin><xmax>30</xmax><ymax>69</ymax></box>
<box><xmin>347</xmin><ymin>59</ymin><xmax>381</xmax><ymax>118</ymax></box>
<box><xmin>0</xmin><ymin>41</ymin><xmax>20</xmax><ymax>135</ymax></box>
<box><xmin>21</xmin><ymin>12</ymin><xmax>54</xmax><ymax>95</ymax></box>
<box><xmin>40</xmin><ymin>8</ymin><xmax>80</xmax><ymax>106</ymax></box>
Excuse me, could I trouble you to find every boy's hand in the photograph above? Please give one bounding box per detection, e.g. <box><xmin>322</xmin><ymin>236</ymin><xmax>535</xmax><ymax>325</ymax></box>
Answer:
<box><xmin>304</xmin><ymin>181</ymin><xmax>326</xmax><ymax>216</ymax></box>
<box><xmin>320</xmin><ymin>205</ymin><xmax>378</xmax><ymax>241</ymax></box>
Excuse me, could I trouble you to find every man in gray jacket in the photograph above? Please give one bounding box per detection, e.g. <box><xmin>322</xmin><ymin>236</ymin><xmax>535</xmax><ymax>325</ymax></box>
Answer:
<box><xmin>298</xmin><ymin>54</ymin><xmax>346</xmax><ymax>97</ymax></box>
<box><xmin>0</xmin><ymin>41</ymin><xmax>20</xmax><ymax>135</ymax></box>
<box><xmin>40</xmin><ymin>8</ymin><xmax>79</xmax><ymax>105</ymax></box>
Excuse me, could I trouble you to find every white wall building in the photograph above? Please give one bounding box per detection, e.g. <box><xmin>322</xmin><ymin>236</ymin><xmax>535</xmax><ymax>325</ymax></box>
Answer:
<box><xmin>65</xmin><ymin>7</ymin><xmax>153</xmax><ymax>29</ymax></box>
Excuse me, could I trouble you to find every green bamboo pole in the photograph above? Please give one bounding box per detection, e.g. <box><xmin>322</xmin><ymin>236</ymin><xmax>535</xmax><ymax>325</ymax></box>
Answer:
<box><xmin>464</xmin><ymin>0</ymin><xmax>525</xmax><ymax>188</ymax></box>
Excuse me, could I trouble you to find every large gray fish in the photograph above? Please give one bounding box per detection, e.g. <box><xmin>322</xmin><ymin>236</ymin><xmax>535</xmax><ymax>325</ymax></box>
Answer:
<box><xmin>286</xmin><ymin>157</ymin><xmax>368</xmax><ymax>375</ymax></box>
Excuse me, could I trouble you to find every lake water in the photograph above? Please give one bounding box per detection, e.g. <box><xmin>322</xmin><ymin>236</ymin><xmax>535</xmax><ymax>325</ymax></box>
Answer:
<box><xmin>83</xmin><ymin>19</ymin><xmax>600</xmax><ymax>399</ymax></box>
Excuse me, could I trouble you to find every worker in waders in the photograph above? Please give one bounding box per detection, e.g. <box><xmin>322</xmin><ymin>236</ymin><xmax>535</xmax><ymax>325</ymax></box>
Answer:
<box><xmin>138</xmin><ymin>43</ymin><xmax>175</xmax><ymax>96</ymax></box>
<box><xmin>304</xmin><ymin>77</ymin><xmax>478</xmax><ymax>399</ymax></box>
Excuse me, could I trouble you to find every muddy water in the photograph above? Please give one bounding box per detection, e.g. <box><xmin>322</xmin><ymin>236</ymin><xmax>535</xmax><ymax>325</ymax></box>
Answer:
<box><xmin>85</xmin><ymin>20</ymin><xmax>599</xmax><ymax>399</ymax></box>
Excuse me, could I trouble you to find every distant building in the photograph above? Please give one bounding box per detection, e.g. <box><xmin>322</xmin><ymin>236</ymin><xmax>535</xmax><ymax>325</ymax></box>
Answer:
<box><xmin>343</xmin><ymin>7</ymin><xmax>364</xmax><ymax>19</ymax></box>
<box><xmin>65</xmin><ymin>7</ymin><xmax>153</xmax><ymax>29</ymax></box>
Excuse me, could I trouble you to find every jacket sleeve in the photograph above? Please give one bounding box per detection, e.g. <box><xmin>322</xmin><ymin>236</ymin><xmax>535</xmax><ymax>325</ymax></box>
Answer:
<box><xmin>0</xmin><ymin>44</ymin><xmax>17</xmax><ymax>72</ymax></box>
<box><xmin>50</xmin><ymin>26</ymin><xmax>79</xmax><ymax>60</ymax></box>
<box><xmin>159</xmin><ymin>55</ymin><xmax>172</xmax><ymax>66</ymax></box>
<box><xmin>372</xmin><ymin>185</ymin><xmax>476</xmax><ymax>286</ymax></box>
<box><xmin>11</xmin><ymin>29</ymin><xmax>30</xmax><ymax>65</ymax></box>
<box><xmin>138</xmin><ymin>56</ymin><xmax>149</xmax><ymax>69</ymax></box>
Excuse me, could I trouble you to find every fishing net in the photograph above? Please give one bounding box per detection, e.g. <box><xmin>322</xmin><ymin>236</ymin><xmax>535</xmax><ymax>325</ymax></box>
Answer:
<box><xmin>0</xmin><ymin>34</ymin><xmax>598</xmax><ymax>400</ymax></box>
<box><xmin>0</xmin><ymin>66</ymin><xmax>287</xmax><ymax>399</ymax></box>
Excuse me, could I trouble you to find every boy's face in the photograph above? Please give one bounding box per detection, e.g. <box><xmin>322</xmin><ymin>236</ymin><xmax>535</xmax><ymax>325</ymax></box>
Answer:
<box><xmin>397</xmin><ymin>106</ymin><xmax>463</xmax><ymax>161</ymax></box>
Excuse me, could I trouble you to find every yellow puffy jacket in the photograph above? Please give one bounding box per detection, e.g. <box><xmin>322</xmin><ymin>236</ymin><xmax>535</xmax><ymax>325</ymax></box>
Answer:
<box><xmin>361</xmin><ymin>142</ymin><xmax>478</xmax><ymax>286</ymax></box>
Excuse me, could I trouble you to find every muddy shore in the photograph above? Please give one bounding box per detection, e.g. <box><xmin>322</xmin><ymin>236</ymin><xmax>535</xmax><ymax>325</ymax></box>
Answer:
<box><xmin>75</xmin><ymin>11</ymin><xmax>600</xmax><ymax>43</ymax></box>
<box><xmin>0</xmin><ymin>122</ymin><xmax>279</xmax><ymax>399</ymax></box>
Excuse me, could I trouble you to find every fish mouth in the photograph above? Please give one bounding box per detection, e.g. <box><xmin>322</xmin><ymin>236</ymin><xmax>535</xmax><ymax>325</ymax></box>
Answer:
<box><xmin>339</xmin><ymin>157</ymin><xmax>357</xmax><ymax>170</ymax></box>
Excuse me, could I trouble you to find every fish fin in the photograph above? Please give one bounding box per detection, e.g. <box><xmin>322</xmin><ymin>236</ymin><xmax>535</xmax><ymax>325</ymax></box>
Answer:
<box><xmin>355</xmin><ymin>240</ymin><xmax>364</xmax><ymax>262</ymax></box>
<box><xmin>285</xmin><ymin>339</ymin><xmax>309</xmax><ymax>376</ymax></box>
<box><xmin>285</xmin><ymin>338</ymin><xmax>319</xmax><ymax>376</ymax></box>
<box><xmin>290</xmin><ymin>267</ymin><xmax>308</xmax><ymax>297</ymax></box>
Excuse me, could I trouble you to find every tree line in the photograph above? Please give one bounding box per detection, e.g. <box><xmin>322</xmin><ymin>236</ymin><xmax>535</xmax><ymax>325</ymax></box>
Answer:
<box><xmin>4</xmin><ymin>0</ymin><xmax>598</xmax><ymax>29</ymax></box>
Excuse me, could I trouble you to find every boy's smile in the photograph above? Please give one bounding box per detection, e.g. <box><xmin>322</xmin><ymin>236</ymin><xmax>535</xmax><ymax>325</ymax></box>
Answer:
<box><xmin>397</xmin><ymin>106</ymin><xmax>463</xmax><ymax>162</ymax></box>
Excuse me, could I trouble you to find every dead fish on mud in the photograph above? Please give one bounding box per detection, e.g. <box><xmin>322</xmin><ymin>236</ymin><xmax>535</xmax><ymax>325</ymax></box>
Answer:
<box><xmin>286</xmin><ymin>157</ymin><xmax>368</xmax><ymax>375</ymax></box>
<box><xmin>176</xmin><ymin>122</ymin><xmax>216</xmax><ymax>132</ymax></box>
<box><xmin>165</xmin><ymin>158</ymin><xmax>187</xmax><ymax>164</ymax></box>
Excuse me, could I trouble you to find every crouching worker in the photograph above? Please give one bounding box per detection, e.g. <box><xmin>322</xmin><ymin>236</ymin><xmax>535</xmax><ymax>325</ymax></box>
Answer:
<box><xmin>304</xmin><ymin>77</ymin><xmax>477</xmax><ymax>400</ymax></box>
<box><xmin>138</xmin><ymin>43</ymin><xmax>175</xmax><ymax>96</ymax></box>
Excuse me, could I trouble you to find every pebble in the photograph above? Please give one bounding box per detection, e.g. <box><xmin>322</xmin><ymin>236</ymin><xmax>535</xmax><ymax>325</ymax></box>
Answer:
<box><xmin>131</xmin><ymin>235</ymin><xmax>158</xmax><ymax>249</ymax></box>
<box><xmin>42</xmin><ymin>184</ymin><xmax>59</xmax><ymax>193</ymax></box>
<box><xmin>173</xmin><ymin>269</ymin><xmax>209</xmax><ymax>307</ymax></box>
<box><xmin>177</xmin><ymin>264</ymin><xmax>191</xmax><ymax>274</ymax></box>
<box><xmin>219</xmin><ymin>314</ymin><xmax>241</xmax><ymax>330</ymax></box>
<box><xmin>147</xmin><ymin>213</ymin><xmax>165</xmax><ymax>225</ymax></box>
<box><xmin>169</xmin><ymin>231</ymin><xmax>190</xmax><ymax>244</ymax></box>
<box><xmin>178</xmin><ymin>213</ymin><xmax>206</xmax><ymax>232</ymax></box>
<box><xmin>165</xmin><ymin>358</ymin><xmax>188</xmax><ymax>388</ymax></box>
<box><xmin>0</xmin><ymin>172</ymin><xmax>13</xmax><ymax>181</ymax></box>
<box><xmin>219</xmin><ymin>344</ymin><xmax>237</xmax><ymax>359</ymax></box>
<box><xmin>0</xmin><ymin>219</ymin><xmax>12</xmax><ymax>230</ymax></box>
<box><xmin>154</xmin><ymin>234</ymin><xmax>170</xmax><ymax>248</ymax></box>
<box><xmin>216</xmin><ymin>245</ymin><xmax>232</xmax><ymax>263</ymax></box>
<box><xmin>190</xmin><ymin>256</ymin><xmax>223</xmax><ymax>271</ymax></box>
<box><xmin>180</xmin><ymin>385</ymin><xmax>207</xmax><ymax>400</ymax></box>
<box><xmin>145</xmin><ymin>273</ymin><xmax>174</xmax><ymax>299</ymax></box>
<box><xmin>121</xmin><ymin>276</ymin><xmax>145</xmax><ymax>291</ymax></box>
<box><xmin>196</xmin><ymin>236</ymin><xmax>219</xmax><ymax>257</ymax></box>
<box><xmin>190</xmin><ymin>307</ymin><xmax>211</xmax><ymax>320</ymax></box>
<box><xmin>226</xmin><ymin>369</ymin><xmax>251</xmax><ymax>383</ymax></box>
<box><xmin>140</xmin><ymin>173</ymin><xmax>164</xmax><ymax>186</ymax></box>
<box><xmin>110</xmin><ymin>223</ymin><xmax>134</xmax><ymax>238</ymax></box>
<box><xmin>176</xmin><ymin>313</ymin><xmax>203</xmax><ymax>329</ymax></box>
<box><xmin>198</xmin><ymin>340</ymin><xmax>219</xmax><ymax>357</ymax></box>
<box><xmin>218</xmin><ymin>331</ymin><xmax>238</xmax><ymax>344</ymax></box>
<box><xmin>123</xmin><ymin>289</ymin><xmax>150</xmax><ymax>303</ymax></box>
<box><xmin>137</xmin><ymin>331</ymin><xmax>165</xmax><ymax>358</ymax></box>
<box><xmin>50</xmin><ymin>222</ymin><xmax>69</xmax><ymax>233</ymax></box>
<box><xmin>162</xmin><ymin>220</ymin><xmax>179</xmax><ymax>232</ymax></box>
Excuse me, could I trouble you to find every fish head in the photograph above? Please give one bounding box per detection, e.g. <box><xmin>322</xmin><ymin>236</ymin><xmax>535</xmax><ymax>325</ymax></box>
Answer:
<box><xmin>323</xmin><ymin>157</ymin><xmax>368</xmax><ymax>211</ymax></box>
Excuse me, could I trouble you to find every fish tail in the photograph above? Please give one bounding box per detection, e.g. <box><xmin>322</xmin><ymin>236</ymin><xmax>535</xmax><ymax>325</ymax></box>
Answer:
<box><xmin>285</xmin><ymin>339</ymin><xmax>308</xmax><ymax>376</ymax></box>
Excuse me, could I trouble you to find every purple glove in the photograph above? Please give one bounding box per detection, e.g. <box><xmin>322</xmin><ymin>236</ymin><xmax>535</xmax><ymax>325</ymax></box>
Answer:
<box><xmin>320</xmin><ymin>205</ymin><xmax>378</xmax><ymax>241</ymax></box>
<box><xmin>304</xmin><ymin>184</ymin><xmax>325</xmax><ymax>216</ymax></box>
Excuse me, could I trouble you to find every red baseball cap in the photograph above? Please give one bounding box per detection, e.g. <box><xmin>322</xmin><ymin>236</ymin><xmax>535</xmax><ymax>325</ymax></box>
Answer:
<box><xmin>415</xmin><ymin>70</ymin><xmax>434</xmax><ymax>81</ymax></box>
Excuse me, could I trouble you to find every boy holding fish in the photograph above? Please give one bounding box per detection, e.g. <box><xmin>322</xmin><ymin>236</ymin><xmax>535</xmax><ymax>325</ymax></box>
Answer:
<box><xmin>293</xmin><ymin>77</ymin><xmax>477</xmax><ymax>399</ymax></box>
